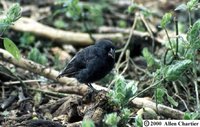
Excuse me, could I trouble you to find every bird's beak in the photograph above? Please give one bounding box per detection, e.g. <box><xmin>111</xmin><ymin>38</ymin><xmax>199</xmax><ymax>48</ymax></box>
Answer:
<box><xmin>108</xmin><ymin>48</ymin><xmax>115</xmax><ymax>59</ymax></box>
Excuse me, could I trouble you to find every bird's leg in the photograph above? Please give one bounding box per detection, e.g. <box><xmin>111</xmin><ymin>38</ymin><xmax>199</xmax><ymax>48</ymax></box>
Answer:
<box><xmin>87</xmin><ymin>83</ymin><xmax>97</xmax><ymax>92</ymax></box>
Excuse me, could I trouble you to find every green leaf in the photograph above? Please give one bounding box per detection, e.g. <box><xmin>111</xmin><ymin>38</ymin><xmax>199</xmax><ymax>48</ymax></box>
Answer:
<box><xmin>184</xmin><ymin>112</ymin><xmax>200</xmax><ymax>120</ymax></box>
<box><xmin>165</xmin><ymin>60</ymin><xmax>192</xmax><ymax>81</ymax></box>
<box><xmin>6</xmin><ymin>3</ymin><xmax>21</xmax><ymax>22</ymax></box>
<box><xmin>108</xmin><ymin>74</ymin><xmax>137</xmax><ymax>107</ymax></box>
<box><xmin>142</xmin><ymin>48</ymin><xmax>160</xmax><ymax>70</ymax></box>
<box><xmin>117</xmin><ymin>20</ymin><xmax>127</xmax><ymax>28</ymax></box>
<box><xmin>184</xmin><ymin>112</ymin><xmax>191</xmax><ymax>120</ymax></box>
<box><xmin>53</xmin><ymin>19</ymin><xmax>67</xmax><ymax>29</ymax></box>
<box><xmin>135</xmin><ymin>115</ymin><xmax>143</xmax><ymax>127</ymax></box>
<box><xmin>125</xmin><ymin>80</ymin><xmax>137</xmax><ymax>103</ymax></box>
<box><xmin>28</xmin><ymin>48</ymin><xmax>47</xmax><ymax>65</ymax></box>
<box><xmin>82</xmin><ymin>119</ymin><xmax>95</xmax><ymax>127</ymax></box>
<box><xmin>142</xmin><ymin>48</ymin><xmax>154</xmax><ymax>67</ymax></box>
<box><xmin>167</xmin><ymin>95</ymin><xmax>178</xmax><ymax>107</ymax></box>
<box><xmin>104</xmin><ymin>112</ymin><xmax>120</xmax><ymax>127</ymax></box>
<box><xmin>187</xmin><ymin>0</ymin><xmax>198</xmax><ymax>11</ymax></box>
<box><xmin>127</xmin><ymin>4</ymin><xmax>137</xmax><ymax>13</ymax></box>
<box><xmin>0</xmin><ymin>21</ymin><xmax>9</xmax><ymax>32</ymax></box>
<box><xmin>3</xmin><ymin>38</ymin><xmax>21</xmax><ymax>60</ymax></box>
<box><xmin>89</xmin><ymin>6</ymin><xmax>104</xmax><ymax>26</ymax></box>
<box><xmin>65</xmin><ymin>0</ymin><xmax>81</xmax><ymax>20</ymax></box>
<box><xmin>115</xmin><ymin>92</ymin><xmax>125</xmax><ymax>101</ymax></box>
<box><xmin>156</xmin><ymin>88</ymin><xmax>165</xmax><ymax>103</ymax></box>
<box><xmin>121</xmin><ymin>108</ymin><xmax>131</xmax><ymax>120</ymax></box>
<box><xmin>126</xmin><ymin>80</ymin><xmax>137</xmax><ymax>95</ymax></box>
<box><xmin>19</xmin><ymin>32</ymin><xmax>35</xmax><ymax>46</ymax></box>
<box><xmin>0</xmin><ymin>3</ymin><xmax>21</xmax><ymax>34</ymax></box>
<box><xmin>161</xmin><ymin>12</ymin><xmax>172</xmax><ymax>28</ymax></box>
<box><xmin>187</xmin><ymin>20</ymin><xmax>200</xmax><ymax>49</ymax></box>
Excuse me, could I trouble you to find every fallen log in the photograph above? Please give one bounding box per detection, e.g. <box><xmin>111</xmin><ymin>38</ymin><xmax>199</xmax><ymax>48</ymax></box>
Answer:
<box><xmin>11</xmin><ymin>17</ymin><xmax>123</xmax><ymax>46</ymax></box>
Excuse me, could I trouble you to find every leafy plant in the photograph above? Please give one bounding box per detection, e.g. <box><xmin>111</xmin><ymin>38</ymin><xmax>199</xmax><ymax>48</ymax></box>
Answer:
<box><xmin>127</xmin><ymin>3</ymin><xmax>152</xmax><ymax>17</ymax></box>
<box><xmin>88</xmin><ymin>5</ymin><xmax>104</xmax><ymax>26</ymax></box>
<box><xmin>28</xmin><ymin>48</ymin><xmax>47</xmax><ymax>65</ymax></box>
<box><xmin>0</xmin><ymin>3</ymin><xmax>21</xmax><ymax>34</ymax></box>
<box><xmin>19</xmin><ymin>32</ymin><xmax>35</xmax><ymax>47</ymax></box>
<box><xmin>108</xmin><ymin>74</ymin><xmax>137</xmax><ymax>107</ymax></box>
<box><xmin>103</xmin><ymin>112</ymin><xmax>120</xmax><ymax>127</ymax></box>
<box><xmin>186</xmin><ymin>0</ymin><xmax>198</xmax><ymax>11</ymax></box>
<box><xmin>187</xmin><ymin>20</ymin><xmax>200</xmax><ymax>49</ymax></box>
<box><xmin>120</xmin><ymin>108</ymin><xmax>132</xmax><ymax>125</ymax></box>
<box><xmin>104</xmin><ymin>74</ymin><xmax>136</xmax><ymax>126</ymax></box>
<box><xmin>53</xmin><ymin>19</ymin><xmax>68</xmax><ymax>29</ymax></box>
<box><xmin>134</xmin><ymin>115</ymin><xmax>143</xmax><ymax>127</ymax></box>
<box><xmin>184</xmin><ymin>112</ymin><xmax>200</xmax><ymax>120</ymax></box>
<box><xmin>165</xmin><ymin>60</ymin><xmax>192</xmax><ymax>81</ymax></box>
<box><xmin>135</xmin><ymin>0</ymin><xmax>200</xmax><ymax>114</ymax></box>
<box><xmin>63</xmin><ymin>0</ymin><xmax>81</xmax><ymax>20</ymax></box>
<box><xmin>142</xmin><ymin>48</ymin><xmax>160</xmax><ymax>70</ymax></box>
<box><xmin>55</xmin><ymin>0</ymin><xmax>105</xmax><ymax>27</ymax></box>
<box><xmin>161</xmin><ymin>12</ymin><xmax>172</xmax><ymax>29</ymax></box>
<box><xmin>82</xmin><ymin>119</ymin><xmax>95</xmax><ymax>127</ymax></box>
<box><xmin>0</xmin><ymin>3</ymin><xmax>22</xmax><ymax>61</ymax></box>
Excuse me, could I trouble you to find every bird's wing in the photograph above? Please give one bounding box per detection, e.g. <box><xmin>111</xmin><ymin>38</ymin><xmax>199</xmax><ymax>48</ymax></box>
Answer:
<box><xmin>84</xmin><ymin>46</ymin><xmax>103</xmax><ymax>61</ymax></box>
<box><xmin>57</xmin><ymin>45</ymin><xmax>102</xmax><ymax>78</ymax></box>
<box><xmin>57</xmin><ymin>49</ymin><xmax>86</xmax><ymax>78</ymax></box>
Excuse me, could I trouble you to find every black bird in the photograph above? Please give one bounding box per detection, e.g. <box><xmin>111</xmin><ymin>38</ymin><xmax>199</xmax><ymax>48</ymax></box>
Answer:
<box><xmin>57</xmin><ymin>39</ymin><xmax>115</xmax><ymax>91</ymax></box>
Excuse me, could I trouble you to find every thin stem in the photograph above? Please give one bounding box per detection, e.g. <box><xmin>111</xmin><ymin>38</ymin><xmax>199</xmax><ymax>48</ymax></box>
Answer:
<box><xmin>163</xmin><ymin>48</ymin><xmax>174</xmax><ymax>65</ymax></box>
<box><xmin>155</xmin><ymin>78</ymin><xmax>159</xmax><ymax>113</ymax></box>
<box><xmin>188</xmin><ymin>11</ymin><xmax>192</xmax><ymax>27</ymax></box>
<box><xmin>193</xmin><ymin>50</ymin><xmax>200</xmax><ymax>112</ymax></box>
<box><xmin>174</xmin><ymin>94</ymin><xmax>190</xmax><ymax>112</ymax></box>
<box><xmin>140</xmin><ymin>13</ymin><xmax>155</xmax><ymax>52</ymax></box>
<box><xmin>120</xmin><ymin>50</ymin><xmax>130</xmax><ymax>75</ymax></box>
<box><xmin>164</xmin><ymin>28</ymin><xmax>175</xmax><ymax>56</ymax></box>
<box><xmin>174</xmin><ymin>16</ymin><xmax>179</xmax><ymax>57</ymax></box>
<box><xmin>3</xmin><ymin>80</ymin><xmax>43</xmax><ymax>85</ymax></box>
<box><xmin>129</xmin><ymin>78</ymin><xmax>164</xmax><ymax>102</ymax></box>
<box><xmin>163</xmin><ymin>48</ymin><xmax>169</xmax><ymax>65</ymax></box>
<box><xmin>116</xmin><ymin>13</ymin><xmax>138</xmax><ymax>72</ymax></box>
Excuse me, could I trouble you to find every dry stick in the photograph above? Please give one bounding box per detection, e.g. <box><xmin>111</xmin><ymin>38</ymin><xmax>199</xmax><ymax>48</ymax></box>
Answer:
<box><xmin>116</xmin><ymin>13</ymin><xmax>138</xmax><ymax>71</ymax></box>
<box><xmin>139</xmin><ymin>13</ymin><xmax>155</xmax><ymax>52</ymax></box>
<box><xmin>99</xmin><ymin>26</ymin><xmax>156</xmax><ymax>37</ymax></box>
<box><xmin>0</xmin><ymin>49</ymin><xmax>74</xmax><ymax>85</ymax></box>
<box><xmin>0</xmin><ymin>49</ymin><xmax>184</xmax><ymax>119</ymax></box>
<box><xmin>3</xmin><ymin>79</ymin><xmax>42</xmax><ymax>85</ymax></box>
<box><xmin>11</xmin><ymin>17</ymin><xmax>123</xmax><ymax>46</ymax></box>
<box><xmin>51</xmin><ymin>85</ymin><xmax>88</xmax><ymax>96</ymax></box>
<box><xmin>67</xmin><ymin>121</ymin><xmax>82</xmax><ymax>127</ymax></box>
<box><xmin>174</xmin><ymin>94</ymin><xmax>189</xmax><ymax>112</ymax></box>
<box><xmin>132</xmin><ymin>97</ymin><xmax>184</xmax><ymax>119</ymax></box>
<box><xmin>28</xmin><ymin>87</ymin><xmax>73</xmax><ymax>98</ymax></box>
<box><xmin>120</xmin><ymin>50</ymin><xmax>130</xmax><ymax>75</ymax></box>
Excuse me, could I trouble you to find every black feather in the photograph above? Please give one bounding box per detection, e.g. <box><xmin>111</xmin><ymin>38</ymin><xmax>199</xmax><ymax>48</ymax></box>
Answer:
<box><xmin>57</xmin><ymin>39</ymin><xmax>115</xmax><ymax>90</ymax></box>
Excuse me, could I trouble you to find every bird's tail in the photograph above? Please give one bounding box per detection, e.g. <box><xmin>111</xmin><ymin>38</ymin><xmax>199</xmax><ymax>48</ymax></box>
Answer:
<box><xmin>57</xmin><ymin>67</ymin><xmax>78</xmax><ymax>79</ymax></box>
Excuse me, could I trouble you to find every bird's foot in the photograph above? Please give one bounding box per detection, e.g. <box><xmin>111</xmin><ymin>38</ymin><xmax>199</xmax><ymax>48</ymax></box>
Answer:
<box><xmin>87</xmin><ymin>83</ymin><xmax>98</xmax><ymax>93</ymax></box>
